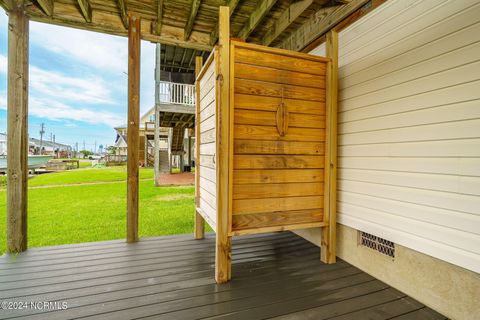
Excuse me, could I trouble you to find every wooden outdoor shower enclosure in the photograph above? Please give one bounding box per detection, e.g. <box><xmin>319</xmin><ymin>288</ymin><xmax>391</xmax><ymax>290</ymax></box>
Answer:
<box><xmin>194</xmin><ymin>7</ymin><xmax>338</xmax><ymax>283</ymax></box>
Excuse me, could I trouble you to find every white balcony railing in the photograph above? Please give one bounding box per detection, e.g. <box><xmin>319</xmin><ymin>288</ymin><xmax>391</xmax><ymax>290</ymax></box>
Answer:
<box><xmin>159</xmin><ymin>81</ymin><xmax>195</xmax><ymax>106</ymax></box>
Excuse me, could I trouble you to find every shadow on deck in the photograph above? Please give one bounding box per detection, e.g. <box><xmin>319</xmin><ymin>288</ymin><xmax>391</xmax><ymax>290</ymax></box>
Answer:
<box><xmin>0</xmin><ymin>232</ymin><xmax>446</xmax><ymax>320</ymax></box>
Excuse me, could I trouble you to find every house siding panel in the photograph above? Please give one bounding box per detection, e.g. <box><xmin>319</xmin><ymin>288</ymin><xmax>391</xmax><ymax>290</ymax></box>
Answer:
<box><xmin>310</xmin><ymin>0</ymin><xmax>480</xmax><ymax>273</ymax></box>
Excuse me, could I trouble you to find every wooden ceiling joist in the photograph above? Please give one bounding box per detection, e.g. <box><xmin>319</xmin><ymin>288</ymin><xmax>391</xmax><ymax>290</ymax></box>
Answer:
<box><xmin>184</xmin><ymin>0</ymin><xmax>201</xmax><ymax>41</ymax></box>
<box><xmin>116</xmin><ymin>0</ymin><xmax>129</xmax><ymax>29</ymax></box>
<box><xmin>237</xmin><ymin>0</ymin><xmax>278</xmax><ymax>40</ymax></box>
<box><xmin>155</xmin><ymin>0</ymin><xmax>164</xmax><ymax>35</ymax></box>
<box><xmin>279</xmin><ymin>0</ymin><xmax>369</xmax><ymax>51</ymax></box>
<box><xmin>262</xmin><ymin>0</ymin><xmax>313</xmax><ymax>46</ymax></box>
<box><xmin>76</xmin><ymin>0</ymin><xmax>92</xmax><ymax>23</ymax></box>
<box><xmin>36</xmin><ymin>0</ymin><xmax>53</xmax><ymax>16</ymax></box>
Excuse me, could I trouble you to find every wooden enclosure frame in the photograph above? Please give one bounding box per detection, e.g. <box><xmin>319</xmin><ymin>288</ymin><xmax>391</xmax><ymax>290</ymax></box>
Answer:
<box><xmin>195</xmin><ymin>6</ymin><xmax>338</xmax><ymax>283</ymax></box>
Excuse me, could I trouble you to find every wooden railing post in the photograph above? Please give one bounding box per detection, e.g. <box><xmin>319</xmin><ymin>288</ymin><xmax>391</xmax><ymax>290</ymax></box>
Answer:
<box><xmin>127</xmin><ymin>15</ymin><xmax>141</xmax><ymax>243</ymax></box>
<box><xmin>321</xmin><ymin>29</ymin><xmax>338</xmax><ymax>264</ymax></box>
<box><xmin>215</xmin><ymin>5</ymin><xmax>232</xmax><ymax>283</ymax></box>
<box><xmin>194</xmin><ymin>55</ymin><xmax>205</xmax><ymax>240</ymax></box>
<box><xmin>6</xmin><ymin>2</ymin><xmax>29</xmax><ymax>253</ymax></box>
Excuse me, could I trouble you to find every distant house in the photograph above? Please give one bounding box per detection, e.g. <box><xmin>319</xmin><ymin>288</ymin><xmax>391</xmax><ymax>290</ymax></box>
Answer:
<box><xmin>28</xmin><ymin>137</ymin><xmax>72</xmax><ymax>158</ymax></box>
<box><xmin>0</xmin><ymin>133</ymin><xmax>6</xmax><ymax>155</ymax></box>
<box><xmin>0</xmin><ymin>132</ymin><xmax>72</xmax><ymax>158</ymax></box>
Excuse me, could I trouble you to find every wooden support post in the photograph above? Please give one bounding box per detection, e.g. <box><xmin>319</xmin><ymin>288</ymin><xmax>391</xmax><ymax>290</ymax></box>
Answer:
<box><xmin>194</xmin><ymin>55</ymin><xmax>205</xmax><ymax>240</ymax></box>
<box><xmin>127</xmin><ymin>15</ymin><xmax>141</xmax><ymax>243</ymax></box>
<box><xmin>7</xmin><ymin>2</ymin><xmax>29</xmax><ymax>253</ymax></box>
<box><xmin>154</xmin><ymin>43</ymin><xmax>161</xmax><ymax>186</ymax></box>
<box><xmin>321</xmin><ymin>30</ymin><xmax>338</xmax><ymax>264</ymax></box>
<box><xmin>215</xmin><ymin>6</ymin><xmax>232</xmax><ymax>283</ymax></box>
<box><xmin>187</xmin><ymin>134</ymin><xmax>192</xmax><ymax>166</ymax></box>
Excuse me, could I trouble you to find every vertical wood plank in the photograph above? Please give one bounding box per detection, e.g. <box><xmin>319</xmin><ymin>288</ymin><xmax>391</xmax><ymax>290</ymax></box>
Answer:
<box><xmin>215</xmin><ymin>5</ymin><xmax>232</xmax><ymax>283</ymax></box>
<box><xmin>321</xmin><ymin>30</ymin><xmax>338</xmax><ymax>264</ymax></box>
<box><xmin>194</xmin><ymin>55</ymin><xmax>205</xmax><ymax>240</ymax></box>
<box><xmin>127</xmin><ymin>15</ymin><xmax>141</xmax><ymax>243</ymax></box>
<box><xmin>7</xmin><ymin>2</ymin><xmax>29</xmax><ymax>253</ymax></box>
<box><xmin>154</xmin><ymin>43</ymin><xmax>161</xmax><ymax>186</ymax></box>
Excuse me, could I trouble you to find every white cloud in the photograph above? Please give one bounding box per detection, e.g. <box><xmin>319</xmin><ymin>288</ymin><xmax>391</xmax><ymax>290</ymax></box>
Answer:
<box><xmin>0</xmin><ymin>95</ymin><xmax>6</xmax><ymax>109</ymax></box>
<box><xmin>28</xmin><ymin>97</ymin><xmax>124</xmax><ymax>127</ymax></box>
<box><xmin>30</xmin><ymin>65</ymin><xmax>113</xmax><ymax>104</ymax></box>
<box><xmin>0</xmin><ymin>54</ymin><xmax>6</xmax><ymax>74</ymax></box>
<box><xmin>30</xmin><ymin>21</ymin><xmax>127</xmax><ymax>72</ymax></box>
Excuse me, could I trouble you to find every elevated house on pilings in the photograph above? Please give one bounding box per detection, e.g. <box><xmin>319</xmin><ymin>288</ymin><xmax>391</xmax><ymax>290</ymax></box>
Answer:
<box><xmin>1</xmin><ymin>0</ymin><xmax>479</xmax><ymax>319</ymax></box>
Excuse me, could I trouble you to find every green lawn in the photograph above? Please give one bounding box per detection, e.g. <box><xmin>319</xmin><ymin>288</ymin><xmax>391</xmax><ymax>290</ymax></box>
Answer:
<box><xmin>27</xmin><ymin>167</ymin><xmax>154</xmax><ymax>187</ymax></box>
<box><xmin>0</xmin><ymin>168</ymin><xmax>200</xmax><ymax>255</ymax></box>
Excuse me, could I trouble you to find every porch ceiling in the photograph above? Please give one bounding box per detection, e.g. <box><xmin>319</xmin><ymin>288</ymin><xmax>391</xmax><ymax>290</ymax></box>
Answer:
<box><xmin>0</xmin><ymin>0</ymin><xmax>358</xmax><ymax>53</ymax></box>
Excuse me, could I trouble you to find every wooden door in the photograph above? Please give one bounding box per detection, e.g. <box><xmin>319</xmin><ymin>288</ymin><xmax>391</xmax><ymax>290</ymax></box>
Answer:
<box><xmin>230</xmin><ymin>41</ymin><xmax>329</xmax><ymax>233</ymax></box>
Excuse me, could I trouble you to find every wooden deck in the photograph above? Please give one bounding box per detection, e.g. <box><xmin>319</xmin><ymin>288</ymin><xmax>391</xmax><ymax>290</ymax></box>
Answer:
<box><xmin>0</xmin><ymin>232</ymin><xmax>446</xmax><ymax>320</ymax></box>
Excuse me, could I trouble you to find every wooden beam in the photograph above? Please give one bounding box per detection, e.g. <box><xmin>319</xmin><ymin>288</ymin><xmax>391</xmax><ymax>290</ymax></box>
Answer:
<box><xmin>184</xmin><ymin>0</ymin><xmax>201</xmax><ymax>41</ymax></box>
<box><xmin>215</xmin><ymin>5</ymin><xmax>231</xmax><ymax>284</ymax></box>
<box><xmin>36</xmin><ymin>0</ymin><xmax>53</xmax><ymax>16</ymax></box>
<box><xmin>262</xmin><ymin>0</ymin><xmax>313</xmax><ymax>46</ymax></box>
<box><xmin>76</xmin><ymin>0</ymin><xmax>92</xmax><ymax>23</ymax></box>
<box><xmin>194</xmin><ymin>55</ymin><xmax>204</xmax><ymax>240</ymax></box>
<box><xmin>127</xmin><ymin>15</ymin><xmax>141</xmax><ymax>243</ymax></box>
<box><xmin>210</xmin><ymin>0</ymin><xmax>241</xmax><ymax>45</ymax></box>
<box><xmin>237</xmin><ymin>0</ymin><xmax>278</xmax><ymax>40</ymax></box>
<box><xmin>154</xmin><ymin>43</ymin><xmax>161</xmax><ymax>187</ymax></box>
<box><xmin>7</xmin><ymin>2</ymin><xmax>29</xmax><ymax>253</ymax></box>
<box><xmin>24</xmin><ymin>2</ymin><xmax>213</xmax><ymax>51</ymax></box>
<box><xmin>155</xmin><ymin>0</ymin><xmax>164</xmax><ymax>35</ymax></box>
<box><xmin>178</xmin><ymin>48</ymin><xmax>188</xmax><ymax>72</ymax></box>
<box><xmin>321</xmin><ymin>30</ymin><xmax>338</xmax><ymax>264</ymax></box>
<box><xmin>279</xmin><ymin>0</ymin><xmax>368</xmax><ymax>51</ymax></box>
<box><xmin>116</xmin><ymin>0</ymin><xmax>129</xmax><ymax>29</ymax></box>
<box><xmin>301</xmin><ymin>0</ymin><xmax>386</xmax><ymax>53</ymax></box>
<box><xmin>0</xmin><ymin>0</ymin><xmax>13</xmax><ymax>11</ymax></box>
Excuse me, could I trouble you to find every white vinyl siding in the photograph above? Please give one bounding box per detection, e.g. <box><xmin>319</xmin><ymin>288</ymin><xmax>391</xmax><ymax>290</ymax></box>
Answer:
<box><xmin>311</xmin><ymin>0</ymin><xmax>480</xmax><ymax>273</ymax></box>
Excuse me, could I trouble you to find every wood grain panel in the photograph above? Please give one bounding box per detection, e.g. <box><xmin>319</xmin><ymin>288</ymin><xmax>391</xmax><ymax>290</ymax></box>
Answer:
<box><xmin>235</xmin><ymin>125</ymin><xmax>325</xmax><ymax>142</ymax></box>
<box><xmin>200</xmin><ymin>186</ymin><xmax>216</xmax><ymax>210</ymax></box>
<box><xmin>199</xmin><ymin>154</ymin><xmax>215</xmax><ymax>169</ymax></box>
<box><xmin>235</xmin><ymin>47</ymin><xmax>326</xmax><ymax>75</ymax></box>
<box><xmin>234</xmin><ymin>63</ymin><xmax>325</xmax><ymax>88</ymax></box>
<box><xmin>199</xmin><ymin>142</ymin><xmax>215</xmax><ymax>156</ymax></box>
<box><xmin>200</xmin><ymin>114</ymin><xmax>215</xmax><ymax>133</ymax></box>
<box><xmin>233</xmin><ymin>196</ymin><xmax>324</xmax><ymax>214</ymax></box>
<box><xmin>232</xmin><ymin>209</ymin><xmax>323</xmax><ymax>230</ymax></box>
<box><xmin>199</xmin><ymin>99</ymin><xmax>215</xmax><ymax>122</ymax></box>
<box><xmin>199</xmin><ymin>88</ymin><xmax>215</xmax><ymax>111</ymax></box>
<box><xmin>233</xmin><ymin>182</ymin><xmax>324</xmax><ymax>199</ymax></box>
<box><xmin>234</xmin><ymin>139</ymin><xmax>325</xmax><ymax>155</ymax></box>
<box><xmin>235</xmin><ymin>94</ymin><xmax>325</xmax><ymax>115</ymax></box>
<box><xmin>234</xmin><ymin>109</ymin><xmax>326</xmax><ymax>128</ymax></box>
<box><xmin>199</xmin><ymin>128</ymin><xmax>215</xmax><ymax>144</ymax></box>
<box><xmin>233</xmin><ymin>169</ymin><xmax>324</xmax><ymax>184</ymax></box>
<box><xmin>234</xmin><ymin>155</ymin><xmax>324</xmax><ymax>169</ymax></box>
<box><xmin>197</xmin><ymin>200</ymin><xmax>216</xmax><ymax>230</ymax></box>
<box><xmin>199</xmin><ymin>165</ymin><xmax>216</xmax><ymax>183</ymax></box>
<box><xmin>235</xmin><ymin>78</ymin><xmax>325</xmax><ymax>102</ymax></box>
<box><xmin>200</xmin><ymin>176</ymin><xmax>216</xmax><ymax>196</ymax></box>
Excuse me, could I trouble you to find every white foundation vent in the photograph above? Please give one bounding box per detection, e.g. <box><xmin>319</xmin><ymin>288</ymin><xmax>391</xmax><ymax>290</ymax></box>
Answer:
<box><xmin>359</xmin><ymin>231</ymin><xmax>395</xmax><ymax>258</ymax></box>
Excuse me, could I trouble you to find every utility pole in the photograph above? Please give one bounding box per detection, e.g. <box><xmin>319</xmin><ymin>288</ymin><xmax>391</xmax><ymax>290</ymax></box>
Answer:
<box><xmin>39</xmin><ymin>123</ymin><xmax>45</xmax><ymax>155</ymax></box>
<box><xmin>83</xmin><ymin>140</ymin><xmax>86</xmax><ymax>151</ymax></box>
<box><xmin>94</xmin><ymin>140</ymin><xmax>97</xmax><ymax>154</ymax></box>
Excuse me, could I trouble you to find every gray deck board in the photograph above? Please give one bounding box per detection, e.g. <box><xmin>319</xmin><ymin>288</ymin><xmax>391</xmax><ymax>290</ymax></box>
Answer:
<box><xmin>0</xmin><ymin>232</ymin><xmax>446</xmax><ymax>320</ymax></box>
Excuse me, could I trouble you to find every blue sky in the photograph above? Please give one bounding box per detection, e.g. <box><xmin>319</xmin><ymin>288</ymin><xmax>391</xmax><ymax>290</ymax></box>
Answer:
<box><xmin>0</xmin><ymin>8</ymin><xmax>155</xmax><ymax>152</ymax></box>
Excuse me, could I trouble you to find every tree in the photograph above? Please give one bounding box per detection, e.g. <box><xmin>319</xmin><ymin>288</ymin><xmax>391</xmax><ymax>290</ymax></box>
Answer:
<box><xmin>79</xmin><ymin>150</ymin><xmax>94</xmax><ymax>157</ymax></box>
<box><xmin>106</xmin><ymin>146</ymin><xmax>117</xmax><ymax>154</ymax></box>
